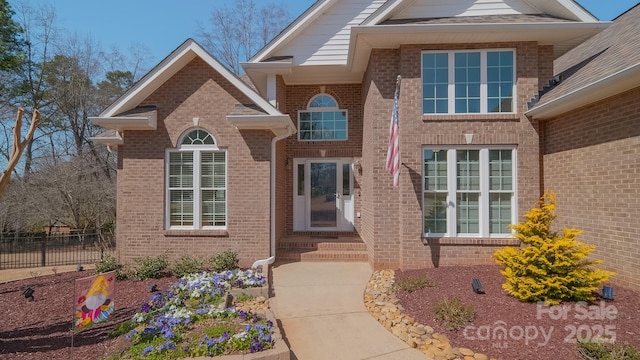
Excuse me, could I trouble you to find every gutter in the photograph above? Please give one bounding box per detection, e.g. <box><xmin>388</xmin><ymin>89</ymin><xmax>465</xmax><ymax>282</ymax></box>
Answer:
<box><xmin>526</xmin><ymin>63</ymin><xmax>640</xmax><ymax>120</ymax></box>
<box><xmin>251</xmin><ymin>125</ymin><xmax>295</xmax><ymax>270</ymax></box>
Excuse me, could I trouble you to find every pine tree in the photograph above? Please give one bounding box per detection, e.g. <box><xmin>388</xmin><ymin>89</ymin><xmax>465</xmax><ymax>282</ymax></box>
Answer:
<box><xmin>494</xmin><ymin>191</ymin><xmax>615</xmax><ymax>305</ymax></box>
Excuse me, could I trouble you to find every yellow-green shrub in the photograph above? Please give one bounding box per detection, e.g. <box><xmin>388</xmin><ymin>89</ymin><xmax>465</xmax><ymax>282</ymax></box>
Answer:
<box><xmin>493</xmin><ymin>191</ymin><xmax>614</xmax><ymax>305</ymax></box>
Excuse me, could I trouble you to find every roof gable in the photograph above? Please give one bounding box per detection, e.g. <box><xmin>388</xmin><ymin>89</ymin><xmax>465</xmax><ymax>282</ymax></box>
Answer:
<box><xmin>364</xmin><ymin>0</ymin><xmax>597</xmax><ymax>25</ymax></box>
<box><xmin>99</xmin><ymin>39</ymin><xmax>283</xmax><ymax>119</ymax></box>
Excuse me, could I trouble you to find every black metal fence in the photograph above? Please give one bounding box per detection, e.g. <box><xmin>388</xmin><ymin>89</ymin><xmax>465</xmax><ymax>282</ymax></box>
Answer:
<box><xmin>0</xmin><ymin>230</ymin><xmax>116</xmax><ymax>269</ymax></box>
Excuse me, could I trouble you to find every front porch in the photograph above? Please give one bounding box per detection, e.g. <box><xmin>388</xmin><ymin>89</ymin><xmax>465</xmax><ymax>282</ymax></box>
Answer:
<box><xmin>276</xmin><ymin>233</ymin><xmax>368</xmax><ymax>262</ymax></box>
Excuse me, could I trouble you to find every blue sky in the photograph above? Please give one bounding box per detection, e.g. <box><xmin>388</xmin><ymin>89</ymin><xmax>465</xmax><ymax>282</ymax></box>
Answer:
<box><xmin>10</xmin><ymin>0</ymin><xmax>640</xmax><ymax>64</ymax></box>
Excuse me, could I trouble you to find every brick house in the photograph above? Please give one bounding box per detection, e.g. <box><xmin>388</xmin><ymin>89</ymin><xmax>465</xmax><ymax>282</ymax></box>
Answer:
<box><xmin>527</xmin><ymin>4</ymin><xmax>640</xmax><ymax>290</ymax></box>
<box><xmin>91</xmin><ymin>0</ymin><xmax>637</xmax><ymax>290</ymax></box>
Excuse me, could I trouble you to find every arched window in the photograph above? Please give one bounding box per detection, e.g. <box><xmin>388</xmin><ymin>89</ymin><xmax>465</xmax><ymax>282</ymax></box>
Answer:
<box><xmin>298</xmin><ymin>94</ymin><xmax>348</xmax><ymax>141</ymax></box>
<box><xmin>166</xmin><ymin>129</ymin><xmax>226</xmax><ymax>229</ymax></box>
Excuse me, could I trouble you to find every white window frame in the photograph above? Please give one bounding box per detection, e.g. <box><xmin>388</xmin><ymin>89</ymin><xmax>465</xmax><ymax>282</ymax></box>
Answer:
<box><xmin>422</xmin><ymin>146</ymin><xmax>517</xmax><ymax>238</ymax></box>
<box><xmin>165</xmin><ymin>130</ymin><xmax>227</xmax><ymax>230</ymax></box>
<box><xmin>298</xmin><ymin>94</ymin><xmax>349</xmax><ymax>141</ymax></box>
<box><xmin>421</xmin><ymin>49</ymin><xmax>517</xmax><ymax>115</ymax></box>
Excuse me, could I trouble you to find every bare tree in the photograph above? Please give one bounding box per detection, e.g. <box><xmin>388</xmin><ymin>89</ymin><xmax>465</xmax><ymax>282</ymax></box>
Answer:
<box><xmin>4</xmin><ymin>1</ymin><xmax>59</xmax><ymax>174</ymax></box>
<box><xmin>0</xmin><ymin>108</ymin><xmax>39</xmax><ymax>197</ymax></box>
<box><xmin>197</xmin><ymin>0</ymin><xmax>291</xmax><ymax>74</ymax></box>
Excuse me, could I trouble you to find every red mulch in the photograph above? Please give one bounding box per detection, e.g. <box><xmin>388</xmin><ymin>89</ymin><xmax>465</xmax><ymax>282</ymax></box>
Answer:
<box><xmin>396</xmin><ymin>265</ymin><xmax>640</xmax><ymax>360</ymax></box>
<box><xmin>0</xmin><ymin>271</ymin><xmax>176</xmax><ymax>359</ymax></box>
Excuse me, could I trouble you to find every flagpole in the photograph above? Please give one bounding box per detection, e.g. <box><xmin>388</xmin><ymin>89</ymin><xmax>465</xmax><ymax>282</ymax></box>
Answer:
<box><xmin>386</xmin><ymin>74</ymin><xmax>401</xmax><ymax>187</ymax></box>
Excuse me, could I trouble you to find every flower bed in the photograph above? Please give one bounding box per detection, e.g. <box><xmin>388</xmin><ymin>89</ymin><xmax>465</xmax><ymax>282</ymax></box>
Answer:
<box><xmin>112</xmin><ymin>270</ymin><xmax>276</xmax><ymax>359</ymax></box>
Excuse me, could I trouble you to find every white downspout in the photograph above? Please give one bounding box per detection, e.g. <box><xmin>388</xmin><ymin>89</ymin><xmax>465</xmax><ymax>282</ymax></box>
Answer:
<box><xmin>252</xmin><ymin>125</ymin><xmax>293</xmax><ymax>270</ymax></box>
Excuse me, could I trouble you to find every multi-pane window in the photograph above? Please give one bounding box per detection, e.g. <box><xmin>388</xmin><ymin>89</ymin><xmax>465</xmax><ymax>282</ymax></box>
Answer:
<box><xmin>422</xmin><ymin>49</ymin><xmax>515</xmax><ymax>114</ymax></box>
<box><xmin>299</xmin><ymin>94</ymin><xmax>348</xmax><ymax>141</ymax></box>
<box><xmin>167</xmin><ymin>129</ymin><xmax>226</xmax><ymax>229</ymax></box>
<box><xmin>423</xmin><ymin>147</ymin><xmax>515</xmax><ymax>237</ymax></box>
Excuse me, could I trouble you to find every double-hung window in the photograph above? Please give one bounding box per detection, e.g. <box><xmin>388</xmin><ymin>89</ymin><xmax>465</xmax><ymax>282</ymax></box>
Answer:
<box><xmin>423</xmin><ymin>147</ymin><xmax>516</xmax><ymax>237</ymax></box>
<box><xmin>422</xmin><ymin>49</ymin><xmax>515</xmax><ymax>114</ymax></box>
<box><xmin>166</xmin><ymin>129</ymin><xmax>226</xmax><ymax>229</ymax></box>
<box><xmin>299</xmin><ymin>94</ymin><xmax>348</xmax><ymax>141</ymax></box>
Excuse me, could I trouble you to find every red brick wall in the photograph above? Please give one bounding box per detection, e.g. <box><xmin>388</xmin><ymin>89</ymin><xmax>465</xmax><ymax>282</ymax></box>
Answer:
<box><xmin>543</xmin><ymin>87</ymin><xmax>640</xmax><ymax>290</ymax></box>
<box><xmin>116</xmin><ymin>57</ymin><xmax>273</xmax><ymax>268</ymax></box>
<box><xmin>283</xmin><ymin>84</ymin><xmax>364</xmax><ymax>234</ymax></box>
<box><xmin>361</xmin><ymin>49</ymin><xmax>402</xmax><ymax>269</ymax></box>
<box><xmin>361</xmin><ymin>42</ymin><xmax>548</xmax><ymax>270</ymax></box>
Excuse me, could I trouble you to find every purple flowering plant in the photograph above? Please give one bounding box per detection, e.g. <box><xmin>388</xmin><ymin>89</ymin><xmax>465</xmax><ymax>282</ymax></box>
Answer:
<box><xmin>121</xmin><ymin>269</ymin><xmax>273</xmax><ymax>358</ymax></box>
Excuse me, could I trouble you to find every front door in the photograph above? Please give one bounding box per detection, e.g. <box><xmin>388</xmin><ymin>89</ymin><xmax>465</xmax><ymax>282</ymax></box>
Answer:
<box><xmin>293</xmin><ymin>159</ymin><xmax>354</xmax><ymax>231</ymax></box>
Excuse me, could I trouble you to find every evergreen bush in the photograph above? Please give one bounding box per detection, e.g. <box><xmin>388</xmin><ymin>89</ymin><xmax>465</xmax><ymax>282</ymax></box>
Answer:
<box><xmin>132</xmin><ymin>254</ymin><xmax>169</xmax><ymax>280</ymax></box>
<box><xmin>171</xmin><ymin>255</ymin><xmax>204</xmax><ymax>278</ymax></box>
<box><xmin>208</xmin><ymin>250</ymin><xmax>239</xmax><ymax>273</ymax></box>
<box><xmin>493</xmin><ymin>191</ymin><xmax>615</xmax><ymax>305</ymax></box>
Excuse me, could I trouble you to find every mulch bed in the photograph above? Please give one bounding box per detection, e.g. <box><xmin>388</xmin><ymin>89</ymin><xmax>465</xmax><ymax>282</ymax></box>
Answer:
<box><xmin>396</xmin><ymin>265</ymin><xmax>640</xmax><ymax>360</ymax></box>
<box><xmin>0</xmin><ymin>270</ymin><xmax>176</xmax><ymax>359</ymax></box>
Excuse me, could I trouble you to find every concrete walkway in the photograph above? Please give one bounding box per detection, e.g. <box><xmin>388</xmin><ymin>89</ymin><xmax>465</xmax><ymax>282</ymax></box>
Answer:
<box><xmin>270</xmin><ymin>262</ymin><xmax>426</xmax><ymax>360</ymax></box>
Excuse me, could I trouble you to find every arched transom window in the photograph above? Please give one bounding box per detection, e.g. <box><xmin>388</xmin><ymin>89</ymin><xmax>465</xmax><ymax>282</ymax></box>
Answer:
<box><xmin>166</xmin><ymin>129</ymin><xmax>226</xmax><ymax>229</ymax></box>
<box><xmin>298</xmin><ymin>94</ymin><xmax>348</xmax><ymax>141</ymax></box>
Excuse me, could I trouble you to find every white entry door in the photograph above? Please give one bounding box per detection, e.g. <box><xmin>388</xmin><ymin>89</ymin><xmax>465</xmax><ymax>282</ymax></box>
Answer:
<box><xmin>293</xmin><ymin>159</ymin><xmax>354</xmax><ymax>231</ymax></box>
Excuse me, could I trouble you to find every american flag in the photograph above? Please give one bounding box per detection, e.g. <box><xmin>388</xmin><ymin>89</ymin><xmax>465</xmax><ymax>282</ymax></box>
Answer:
<box><xmin>386</xmin><ymin>75</ymin><xmax>401</xmax><ymax>187</ymax></box>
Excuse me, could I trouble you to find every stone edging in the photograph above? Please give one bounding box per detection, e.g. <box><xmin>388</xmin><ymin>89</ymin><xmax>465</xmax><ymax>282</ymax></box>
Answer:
<box><xmin>364</xmin><ymin>269</ymin><xmax>495</xmax><ymax>360</ymax></box>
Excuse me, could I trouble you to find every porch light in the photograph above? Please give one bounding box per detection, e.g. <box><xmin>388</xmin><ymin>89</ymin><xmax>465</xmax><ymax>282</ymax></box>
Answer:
<box><xmin>354</xmin><ymin>160</ymin><xmax>362</xmax><ymax>174</ymax></box>
<box><xmin>23</xmin><ymin>287</ymin><xmax>35</xmax><ymax>301</ymax></box>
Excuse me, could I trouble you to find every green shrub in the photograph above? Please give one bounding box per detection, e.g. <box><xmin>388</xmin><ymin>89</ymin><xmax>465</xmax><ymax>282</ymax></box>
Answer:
<box><xmin>94</xmin><ymin>254</ymin><xmax>128</xmax><ymax>280</ymax></box>
<box><xmin>208</xmin><ymin>250</ymin><xmax>239</xmax><ymax>273</ymax></box>
<box><xmin>493</xmin><ymin>191</ymin><xmax>615</xmax><ymax>305</ymax></box>
<box><xmin>433</xmin><ymin>298</ymin><xmax>474</xmax><ymax>331</ymax></box>
<box><xmin>172</xmin><ymin>255</ymin><xmax>205</xmax><ymax>278</ymax></box>
<box><xmin>578</xmin><ymin>341</ymin><xmax>640</xmax><ymax>360</ymax></box>
<box><xmin>132</xmin><ymin>254</ymin><xmax>169</xmax><ymax>280</ymax></box>
<box><xmin>108</xmin><ymin>320</ymin><xmax>137</xmax><ymax>338</ymax></box>
<box><xmin>234</xmin><ymin>292</ymin><xmax>255</xmax><ymax>303</ymax></box>
<box><xmin>395</xmin><ymin>273</ymin><xmax>436</xmax><ymax>293</ymax></box>
<box><xmin>204</xmin><ymin>325</ymin><xmax>236</xmax><ymax>338</ymax></box>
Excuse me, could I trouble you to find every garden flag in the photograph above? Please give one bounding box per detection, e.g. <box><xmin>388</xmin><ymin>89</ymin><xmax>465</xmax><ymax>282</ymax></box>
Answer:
<box><xmin>74</xmin><ymin>271</ymin><xmax>116</xmax><ymax>330</ymax></box>
<box><xmin>386</xmin><ymin>75</ymin><xmax>401</xmax><ymax>187</ymax></box>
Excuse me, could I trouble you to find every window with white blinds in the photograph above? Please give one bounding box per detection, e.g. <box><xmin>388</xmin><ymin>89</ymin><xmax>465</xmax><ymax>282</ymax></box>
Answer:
<box><xmin>167</xmin><ymin>129</ymin><xmax>226</xmax><ymax>229</ymax></box>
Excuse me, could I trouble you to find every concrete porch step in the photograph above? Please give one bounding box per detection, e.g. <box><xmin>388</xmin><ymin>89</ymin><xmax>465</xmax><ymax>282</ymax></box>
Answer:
<box><xmin>276</xmin><ymin>234</ymin><xmax>368</xmax><ymax>262</ymax></box>
<box><xmin>276</xmin><ymin>248</ymin><xmax>369</xmax><ymax>262</ymax></box>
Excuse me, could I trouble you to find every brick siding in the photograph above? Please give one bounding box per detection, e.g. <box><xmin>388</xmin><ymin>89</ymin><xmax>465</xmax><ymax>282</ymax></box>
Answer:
<box><xmin>116</xmin><ymin>57</ymin><xmax>273</xmax><ymax>268</ymax></box>
<box><xmin>543</xmin><ymin>87</ymin><xmax>640</xmax><ymax>290</ymax></box>
<box><xmin>359</xmin><ymin>42</ymin><xmax>548</xmax><ymax>270</ymax></box>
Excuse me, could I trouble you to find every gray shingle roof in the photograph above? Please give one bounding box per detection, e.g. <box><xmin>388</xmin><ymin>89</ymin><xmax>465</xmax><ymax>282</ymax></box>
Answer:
<box><xmin>536</xmin><ymin>4</ymin><xmax>640</xmax><ymax>107</ymax></box>
<box><xmin>381</xmin><ymin>14</ymin><xmax>576</xmax><ymax>25</ymax></box>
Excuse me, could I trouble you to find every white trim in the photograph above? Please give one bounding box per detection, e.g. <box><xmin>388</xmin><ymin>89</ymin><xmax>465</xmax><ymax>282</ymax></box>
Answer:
<box><xmin>165</xmin><ymin>129</ymin><xmax>227</xmax><ymax>231</ymax></box>
<box><xmin>90</xmin><ymin>131</ymin><xmax>123</xmax><ymax>146</ymax></box>
<box><xmin>526</xmin><ymin>63</ymin><xmax>640</xmax><ymax>119</ymax></box>
<box><xmin>297</xmin><ymin>109</ymin><xmax>349</xmax><ymax>141</ymax></box>
<box><xmin>90</xmin><ymin>116</ymin><xmax>156</xmax><ymax>131</ymax></box>
<box><xmin>422</xmin><ymin>146</ymin><xmax>517</xmax><ymax>238</ymax></box>
<box><xmin>92</xmin><ymin>39</ymin><xmax>294</xmax><ymax>132</ymax></box>
<box><xmin>421</xmin><ymin>49</ymin><xmax>517</xmax><ymax>115</ymax></box>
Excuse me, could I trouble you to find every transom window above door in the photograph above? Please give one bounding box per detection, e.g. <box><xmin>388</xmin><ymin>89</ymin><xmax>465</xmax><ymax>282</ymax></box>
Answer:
<box><xmin>299</xmin><ymin>94</ymin><xmax>348</xmax><ymax>141</ymax></box>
